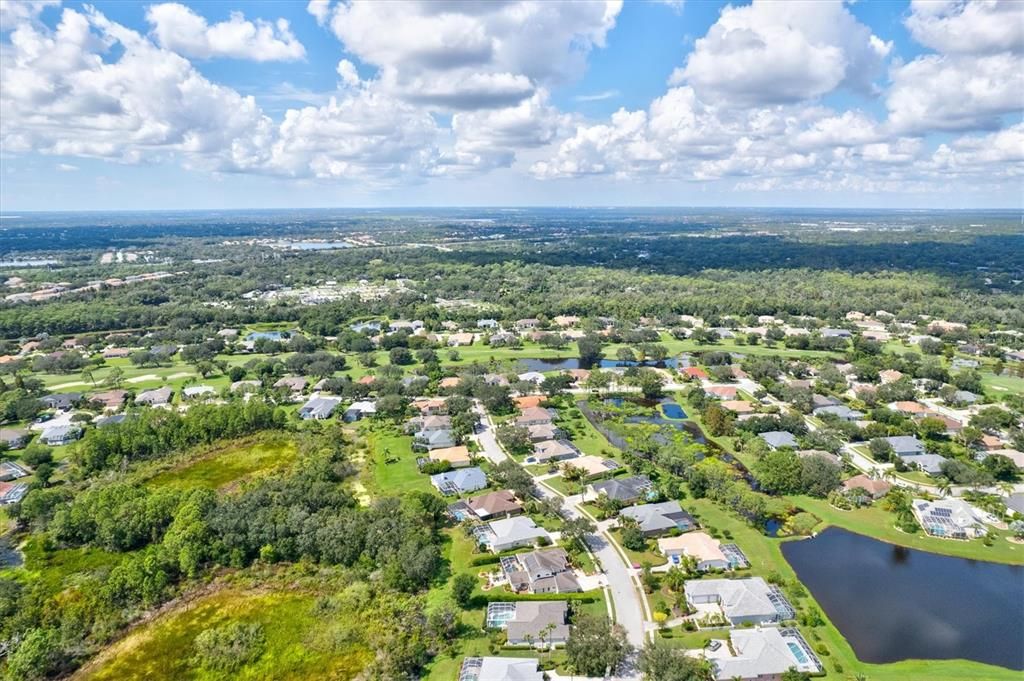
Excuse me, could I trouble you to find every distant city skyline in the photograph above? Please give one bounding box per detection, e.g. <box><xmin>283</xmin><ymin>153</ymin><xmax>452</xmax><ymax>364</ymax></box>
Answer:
<box><xmin>1</xmin><ymin>0</ymin><xmax>1022</xmax><ymax>211</ymax></box>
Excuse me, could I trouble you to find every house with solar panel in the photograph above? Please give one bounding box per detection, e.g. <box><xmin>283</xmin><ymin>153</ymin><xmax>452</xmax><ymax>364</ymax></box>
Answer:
<box><xmin>912</xmin><ymin>498</ymin><xmax>991</xmax><ymax>540</ymax></box>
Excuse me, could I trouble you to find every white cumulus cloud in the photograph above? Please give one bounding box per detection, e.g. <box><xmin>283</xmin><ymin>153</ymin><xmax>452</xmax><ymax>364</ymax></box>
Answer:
<box><xmin>145</xmin><ymin>3</ymin><xmax>305</xmax><ymax>61</ymax></box>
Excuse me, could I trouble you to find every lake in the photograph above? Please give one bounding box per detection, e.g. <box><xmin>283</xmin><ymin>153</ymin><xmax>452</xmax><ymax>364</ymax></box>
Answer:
<box><xmin>782</xmin><ymin>527</ymin><xmax>1024</xmax><ymax>670</ymax></box>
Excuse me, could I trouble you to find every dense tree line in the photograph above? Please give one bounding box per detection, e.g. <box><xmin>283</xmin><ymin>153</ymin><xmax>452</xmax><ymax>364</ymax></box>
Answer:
<box><xmin>74</xmin><ymin>401</ymin><xmax>285</xmax><ymax>474</ymax></box>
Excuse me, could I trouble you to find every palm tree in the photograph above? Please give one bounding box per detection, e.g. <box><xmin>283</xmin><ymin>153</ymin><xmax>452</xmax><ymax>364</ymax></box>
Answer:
<box><xmin>937</xmin><ymin>479</ymin><xmax>952</xmax><ymax>497</ymax></box>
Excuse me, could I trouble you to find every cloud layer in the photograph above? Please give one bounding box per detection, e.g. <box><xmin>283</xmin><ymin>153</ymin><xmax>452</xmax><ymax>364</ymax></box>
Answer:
<box><xmin>1</xmin><ymin>0</ymin><xmax>1021</xmax><ymax>202</ymax></box>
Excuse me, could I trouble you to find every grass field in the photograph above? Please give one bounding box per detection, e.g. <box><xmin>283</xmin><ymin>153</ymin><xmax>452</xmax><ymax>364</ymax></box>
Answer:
<box><xmin>793</xmin><ymin>495</ymin><xmax>1024</xmax><ymax>565</ymax></box>
<box><xmin>145</xmin><ymin>435</ymin><xmax>298</xmax><ymax>492</ymax></box>
<box><xmin>360</xmin><ymin>422</ymin><xmax>434</xmax><ymax>495</ymax></box>
<box><xmin>76</xmin><ymin>589</ymin><xmax>370</xmax><ymax>681</ymax></box>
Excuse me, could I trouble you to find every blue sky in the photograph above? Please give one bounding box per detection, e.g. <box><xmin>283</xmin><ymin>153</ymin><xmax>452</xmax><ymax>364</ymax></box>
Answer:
<box><xmin>0</xmin><ymin>0</ymin><xmax>1021</xmax><ymax>211</ymax></box>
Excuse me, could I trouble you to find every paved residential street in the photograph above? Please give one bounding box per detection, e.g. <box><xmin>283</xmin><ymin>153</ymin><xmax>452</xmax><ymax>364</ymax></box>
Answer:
<box><xmin>472</xmin><ymin>403</ymin><xmax>647</xmax><ymax>679</ymax></box>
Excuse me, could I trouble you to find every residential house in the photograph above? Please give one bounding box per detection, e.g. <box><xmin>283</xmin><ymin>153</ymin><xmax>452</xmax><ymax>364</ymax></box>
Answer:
<box><xmin>705</xmin><ymin>385</ymin><xmax>739</xmax><ymax>400</ymax></box>
<box><xmin>984</xmin><ymin>449</ymin><xmax>1024</xmax><ymax>469</ymax></box>
<box><xmin>431</xmin><ymin>467</ymin><xmax>487</xmax><ymax>496</ymax></box>
<box><xmin>584</xmin><ymin>475</ymin><xmax>654</xmax><ymax>504</ymax></box>
<box><xmin>476</xmin><ymin>319</ymin><xmax>499</xmax><ymax>329</ymax></box>
<box><xmin>273</xmin><ymin>376</ymin><xmax>308</xmax><ymax>395</ymax></box>
<box><xmin>720</xmin><ymin>400</ymin><xmax>756</xmax><ymax>414</ymax></box>
<box><xmin>821</xmin><ymin>328</ymin><xmax>852</xmax><ymax>338</ymax></box>
<box><xmin>553</xmin><ymin>315</ymin><xmax>580</xmax><ymax>327</ymax></box>
<box><xmin>413</xmin><ymin>398</ymin><xmax>448</xmax><ymax>415</ymax></box>
<box><xmin>0</xmin><ymin>461</ymin><xmax>30</xmax><ymax>482</ymax></box>
<box><xmin>813</xmin><ymin>405</ymin><xmax>864</xmax><ymax>421</ymax></box>
<box><xmin>502</xmin><ymin>548</ymin><xmax>581</xmax><ymax>594</ymax></box>
<box><xmin>891</xmin><ymin>401</ymin><xmax>929</xmax><ymax>416</ymax></box>
<box><xmin>682</xmin><ymin>367</ymin><xmax>709</xmax><ymax>381</ymax></box>
<box><xmin>1004</xmin><ymin>493</ymin><xmax>1024</xmax><ymax>517</ymax></box>
<box><xmin>477</xmin><ymin>516</ymin><xmax>550</xmax><ymax>553</ymax></box>
<box><xmin>515</xmin><ymin>318</ymin><xmax>540</xmax><ymax>331</ymax></box>
<box><xmin>439</xmin><ymin>376</ymin><xmax>462</xmax><ymax>391</ymax></box>
<box><xmin>760</xmin><ymin>431</ymin><xmax>799</xmax><ymax>450</ymax></box>
<box><xmin>526</xmin><ymin>423</ymin><xmax>562</xmax><ymax>443</ymax></box>
<box><xmin>466</xmin><ymin>490</ymin><xmax>523</xmax><ymax>520</ymax></box>
<box><xmin>40</xmin><ymin>392</ymin><xmax>81</xmax><ymax>411</ymax></box>
<box><xmin>388</xmin><ymin>320</ymin><xmax>423</xmax><ymax>332</ymax></box>
<box><xmin>913</xmin><ymin>498</ymin><xmax>990</xmax><ymax>539</ymax></box>
<box><xmin>182</xmin><ymin>385</ymin><xmax>215</xmax><ymax>400</ymax></box>
<box><xmin>89</xmin><ymin>390</ymin><xmax>129</xmax><ymax>411</ymax></box>
<box><xmin>298</xmin><ymin>396</ymin><xmax>342</xmax><ymax>420</ymax></box>
<box><xmin>565</xmin><ymin>455</ymin><xmax>619</xmax><ymax>479</ymax></box>
<box><xmin>619</xmin><ymin>501</ymin><xmax>696</xmax><ymax>536</ymax></box>
<box><xmin>408</xmin><ymin>414</ymin><xmax>452</xmax><ymax>433</ymax></box>
<box><xmin>514</xmin><ymin>395</ymin><xmax>545</xmax><ymax>410</ymax></box>
<box><xmin>458</xmin><ymin>658</ymin><xmax>543</xmax><ymax>681</ymax></box>
<box><xmin>517</xmin><ymin>371</ymin><xmax>546</xmax><ymax>385</ymax></box>
<box><xmin>951</xmin><ymin>390</ymin><xmax>979</xmax><ymax>405</ymax></box>
<box><xmin>884</xmin><ymin>435</ymin><xmax>925</xmax><ymax>457</ymax></box>
<box><xmin>902</xmin><ymin>453</ymin><xmax>948</xmax><ymax>475</ymax></box>
<box><xmin>530</xmin><ymin>439</ymin><xmax>579</xmax><ymax>464</ymax></box>
<box><xmin>447</xmin><ymin>332</ymin><xmax>475</xmax><ymax>347</ymax></box>
<box><xmin>564</xmin><ymin>368</ymin><xmax>591</xmax><ymax>385</ymax></box>
<box><xmin>95</xmin><ymin>414</ymin><xmax>128</xmax><ymax>428</ymax></box>
<box><xmin>135</xmin><ymin>386</ymin><xmax>173</xmax><ymax>406</ymax></box>
<box><xmin>981</xmin><ymin>434</ymin><xmax>1004</xmax><ymax>451</ymax></box>
<box><xmin>796</xmin><ymin>450</ymin><xmax>842</xmax><ymax>466</ymax></box>
<box><xmin>842</xmin><ymin>474</ymin><xmax>891</xmax><ymax>500</ymax></box>
<box><xmin>482</xmin><ymin>373</ymin><xmax>510</xmax><ymax>386</ymax></box>
<box><xmin>102</xmin><ymin>347</ymin><xmax>132</xmax><ymax>359</ymax></box>
<box><xmin>0</xmin><ymin>481</ymin><xmax>29</xmax><ymax>506</ymax></box>
<box><xmin>344</xmin><ymin>400</ymin><xmax>376</xmax><ymax>422</ymax></box>
<box><xmin>516</xmin><ymin>406</ymin><xmax>555</xmax><ymax>428</ymax></box>
<box><xmin>711</xmin><ymin>628</ymin><xmax>822</xmax><ymax>681</ymax></box>
<box><xmin>658</xmin><ymin>532</ymin><xmax>731</xmax><ymax>572</ymax></box>
<box><xmin>429</xmin><ymin>445</ymin><xmax>473</xmax><ymax>468</ymax></box>
<box><xmin>684</xmin><ymin>577</ymin><xmax>794</xmax><ymax>625</ymax></box>
<box><xmin>879</xmin><ymin>369</ymin><xmax>904</xmax><ymax>384</ymax></box>
<box><xmin>414</xmin><ymin>428</ymin><xmax>457</xmax><ymax>451</ymax></box>
<box><xmin>230</xmin><ymin>380</ymin><xmax>261</xmax><ymax>393</ymax></box>
<box><xmin>0</xmin><ymin>428</ymin><xmax>31</xmax><ymax>450</ymax></box>
<box><xmin>489</xmin><ymin>601</ymin><xmax>569</xmax><ymax>648</ymax></box>
<box><xmin>39</xmin><ymin>424</ymin><xmax>81</xmax><ymax>446</ymax></box>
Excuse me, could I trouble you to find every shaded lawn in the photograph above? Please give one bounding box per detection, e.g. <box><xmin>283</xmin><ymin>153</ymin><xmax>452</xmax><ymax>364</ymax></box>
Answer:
<box><xmin>145</xmin><ymin>435</ymin><xmax>298</xmax><ymax>491</ymax></box>
<box><xmin>76</xmin><ymin>589</ymin><xmax>370</xmax><ymax>681</ymax></box>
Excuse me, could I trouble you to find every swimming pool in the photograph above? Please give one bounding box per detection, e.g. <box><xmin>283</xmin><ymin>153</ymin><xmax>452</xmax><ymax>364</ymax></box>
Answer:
<box><xmin>787</xmin><ymin>641</ymin><xmax>809</xmax><ymax>664</ymax></box>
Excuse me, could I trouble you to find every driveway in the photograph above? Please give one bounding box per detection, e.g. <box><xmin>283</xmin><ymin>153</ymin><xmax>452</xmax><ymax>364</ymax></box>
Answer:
<box><xmin>473</xmin><ymin>402</ymin><xmax>646</xmax><ymax>679</ymax></box>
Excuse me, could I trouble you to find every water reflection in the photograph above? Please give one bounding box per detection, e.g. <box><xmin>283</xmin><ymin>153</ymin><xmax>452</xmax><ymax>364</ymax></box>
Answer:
<box><xmin>782</xmin><ymin>527</ymin><xmax>1024</xmax><ymax>670</ymax></box>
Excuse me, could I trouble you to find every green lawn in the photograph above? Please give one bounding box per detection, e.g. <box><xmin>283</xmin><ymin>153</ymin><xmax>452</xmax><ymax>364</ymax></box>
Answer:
<box><xmin>793</xmin><ymin>495</ymin><xmax>1024</xmax><ymax>565</ymax></box>
<box><xmin>361</xmin><ymin>422</ymin><xmax>434</xmax><ymax>495</ymax></box>
<box><xmin>608</xmin><ymin>528</ymin><xmax>667</xmax><ymax>568</ymax></box>
<box><xmin>145</xmin><ymin>434</ymin><xmax>298</xmax><ymax>492</ymax></box>
<box><xmin>77</xmin><ymin>589</ymin><xmax>370</xmax><ymax>681</ymax></box>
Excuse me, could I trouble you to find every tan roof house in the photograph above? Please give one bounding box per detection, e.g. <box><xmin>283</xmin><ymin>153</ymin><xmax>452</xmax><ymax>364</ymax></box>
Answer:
<box><xmin>430</xmin><ymin>445</ymin><xmax>473</xmax><ymax>468</ymax></box>
<box><xmin>657</xmin><ymin>532</ymin><xmax>730</xmax><ymax>572</ymax></box>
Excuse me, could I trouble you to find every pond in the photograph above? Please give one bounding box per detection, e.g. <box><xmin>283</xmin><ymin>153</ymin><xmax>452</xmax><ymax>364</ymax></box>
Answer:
<box><xmin>660</xmin><ymin>402</ymin><xmax>686</xmax><ymax>419</ymax></box>
<box><xmin>0</xmin><ymin>534</ymin><xmax>23</xmax><ymax>569</ymax></box>
<box><xmin>782</xmin><ymin>527</ymin><xmax>1024</xmax><ymax>670</ymax></box>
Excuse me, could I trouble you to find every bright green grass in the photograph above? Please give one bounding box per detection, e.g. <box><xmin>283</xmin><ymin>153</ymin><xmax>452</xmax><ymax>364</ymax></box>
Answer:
<box><xmin>145</xmin><ymin>435</ymin><xmax>298</xmax><ymax>491</ymax></box>
<box><xmin>793</xmin><ymin>495</ymin><xmax>1024</xmax><ymax>565</ymax></box>
<box><xmin>982</xmin><ymin>371</ymin><xmax>1024</xmax><ymax>395</ymax></box>
<box><xmin>361</xmin><ymin>423</ymin><xmax>434</xmax><ymax>495</ymax></box>
<box><xmin>77</xmin><ymin>589</ymin><xmax>370</xmax><ymax>681</ymax></box>
<box><xmin>608</xmin><ymin>528</ymin><xmax>667</xmax><ymax>568</ymax></box>
<box><xmin>11</xmin><ymin>536</ymin><xmax>128</xmax><ymax>595</ymax></box>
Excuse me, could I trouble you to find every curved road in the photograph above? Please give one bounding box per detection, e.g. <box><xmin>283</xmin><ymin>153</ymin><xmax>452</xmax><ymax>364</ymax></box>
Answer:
<box><xmin>472</xmin><ymin>404</ymin><xmax>647</xmax><ymax>679</ymax></box>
